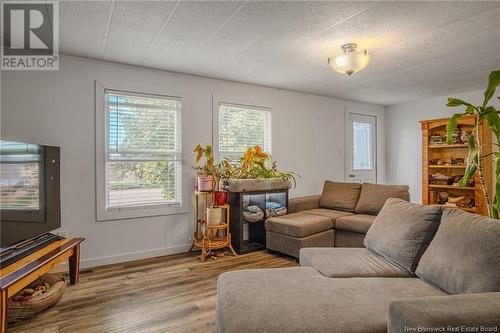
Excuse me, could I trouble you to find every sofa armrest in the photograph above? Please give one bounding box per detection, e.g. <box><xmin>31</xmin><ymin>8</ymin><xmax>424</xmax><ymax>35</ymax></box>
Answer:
<box><xmin>388</xmin><ymin>292</ymin><xmax>500</xmax><ymax>333</ymax></box>
<box><xmin>289</xmin><ymin>195</ymin><xmax>321</xmax><ymax>213</ymax></box>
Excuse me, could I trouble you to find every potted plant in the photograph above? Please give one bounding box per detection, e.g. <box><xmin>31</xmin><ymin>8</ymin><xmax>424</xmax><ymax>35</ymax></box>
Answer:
<box><xmin>446</xmin><ymin>70</ymin><xmax>500</xmax><ymax>218</ymax></box>
<box><xmin>219</xmin><ymin>146</ymin><xmax>298</xmax><ymax>192</ymax></box>
<box><xmin>193</xmin><ymin>144</ymin><xmax>217</xmax><ymax>192</ymax></box>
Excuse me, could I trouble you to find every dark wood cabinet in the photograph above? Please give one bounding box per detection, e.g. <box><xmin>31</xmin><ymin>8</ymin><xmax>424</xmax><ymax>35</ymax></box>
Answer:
<box><xmin>228</xmin><ymin>189</ymin><xmax>288</xmax><ymax>254</ymax></box>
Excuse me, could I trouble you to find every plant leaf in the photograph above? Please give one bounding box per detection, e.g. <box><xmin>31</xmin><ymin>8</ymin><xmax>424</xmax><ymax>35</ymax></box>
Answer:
<box><xmin>193</xmin><ymin>144</ymin><xmax>203</xmax><ymax>166</ymax></box>
<box><xmin>459</xmin><ymin>135</ymin><xmax>479</xmax><ymax>187</ymax></box>
<box><xmin>483</xmin><ymin>70</ymin><xmax>500</xmax><ymax>106</ymax></box>
<box><xmin>447</xmin><ymin>98</ymin><xmax>474</xmax><ymax>108</ymax></box>
<box><xmin>483</xmin><ymin>108</ymin><xmax>500</xmax><ymax>139</ymax></box>
<box><xmin>446</xmin><ymin>113</ymin><xmax>465</xmax><ymax>144</ymax></box>
<box><xmin>205</xmin><ymin>144</ymin><xmax>213</xmax><ymax>158</ymax></box>
<box><xmin>492</xmin><ymin>152</ymin><xmax>500</xmax><ymax>219</ymax></box>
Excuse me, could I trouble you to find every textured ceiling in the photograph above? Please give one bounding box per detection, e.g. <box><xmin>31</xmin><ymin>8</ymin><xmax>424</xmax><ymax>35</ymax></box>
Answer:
<box><xmin>58</xmin><ymin>1</ymin><xmax>500</xmax><ymax>106</ymax></box>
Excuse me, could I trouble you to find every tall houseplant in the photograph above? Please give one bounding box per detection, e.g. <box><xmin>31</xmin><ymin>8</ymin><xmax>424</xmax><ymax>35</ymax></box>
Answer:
<box><xmin>193</xmin><ymin>144</ymin><xmax>218</xmax><ymax>191</ymax></box>
<box><xmin>446</xmin><ymin>70</ymin><xmax>500</xmax><ymax>218</ymax></box>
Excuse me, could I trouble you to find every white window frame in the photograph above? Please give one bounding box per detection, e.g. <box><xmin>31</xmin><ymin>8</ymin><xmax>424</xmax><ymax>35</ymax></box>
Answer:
<box><xmin>344</xmin><ymin>107</ymin><xmax>380</xmax><ymax>183</ymax></box>
<box><xmin>213</xmin><ymin>99</ymin><xmax>272</xmax><ymax>162</ymax></box>
<box><xmin>95</xmin><ymin>82</ymin><xmax>187</xmax><ymax>221</ymax></box>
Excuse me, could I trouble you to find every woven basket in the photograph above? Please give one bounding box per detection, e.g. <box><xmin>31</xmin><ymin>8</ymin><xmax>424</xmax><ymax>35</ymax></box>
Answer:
<box><xmin>207</xmin><ymin>207</ymin><xmax>222</xmax><ymax>225</ymax></box>
<box><xmin>8</xmin><ymin>274</ymin><xmax>66</xmax><ymax>323</ymax></box>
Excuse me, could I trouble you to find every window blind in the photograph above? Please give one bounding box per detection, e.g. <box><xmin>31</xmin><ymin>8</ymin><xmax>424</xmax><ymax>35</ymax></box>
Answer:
<box><xmin>0</xmin><ymin>141</ymin><xmax>40</xmax><ymax>210</ymax></box>
<box><xmin>104</xmin><ymin>90</ymin><xmax>182</xmax><ymax>210</ymax></box>
<box><xmin>218</xmin><ymin>102</ymin><xmax>272</xmax><ymax>161</ymax></box>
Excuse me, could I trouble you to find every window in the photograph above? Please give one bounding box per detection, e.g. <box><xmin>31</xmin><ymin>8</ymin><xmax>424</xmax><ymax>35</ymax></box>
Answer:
<box><xmin>97</xmin><ymin>89</ymin><xmax>183</xmax><ymax>220</ymax></box>
<box><xmin>218</xmin><ymin>103</ymin><xmax>272</xmax><ymax>161</ymax></box>
<box><xmin>353</xmin><ymin>121</ymin><xmax>373</xmax><ymax>170</ymax></box>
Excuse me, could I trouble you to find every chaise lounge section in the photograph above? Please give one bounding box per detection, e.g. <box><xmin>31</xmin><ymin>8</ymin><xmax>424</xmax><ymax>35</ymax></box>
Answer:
<box><xmin>266</xmin><ymin>181</ymin><xmax>410</xmax><ymax>257</ymax></box>
<box><xmin>216</xmin><ymin>199</ymin><xmax>500</xmax><ymax>332</ymax></box>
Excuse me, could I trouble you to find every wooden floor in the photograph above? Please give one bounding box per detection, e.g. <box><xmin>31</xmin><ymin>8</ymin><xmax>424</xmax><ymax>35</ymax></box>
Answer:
<box><xmin>9</xmin><ymin>250</ymin><xmax>297</xmax><ymax>333</ymax></box>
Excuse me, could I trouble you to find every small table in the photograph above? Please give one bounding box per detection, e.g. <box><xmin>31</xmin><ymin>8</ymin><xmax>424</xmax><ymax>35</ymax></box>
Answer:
<box><xmin>0</xmin><ymin>237</ymin><xmax>84</xmax><ymax>333</ymax></box>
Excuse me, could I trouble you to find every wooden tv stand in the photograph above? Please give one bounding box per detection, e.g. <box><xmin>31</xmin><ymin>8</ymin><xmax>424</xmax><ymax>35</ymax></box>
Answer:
<box><xmin>0</xmin><ymin>237</ymin><xmax>84</xmax><ymax>333</ymax></box>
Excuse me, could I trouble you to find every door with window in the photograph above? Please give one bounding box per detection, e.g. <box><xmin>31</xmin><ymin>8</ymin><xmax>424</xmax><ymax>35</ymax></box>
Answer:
<box><xmin>346</xmin><ymin>112</ymin><xmax>376</xmax><ymax>183</ymax></box>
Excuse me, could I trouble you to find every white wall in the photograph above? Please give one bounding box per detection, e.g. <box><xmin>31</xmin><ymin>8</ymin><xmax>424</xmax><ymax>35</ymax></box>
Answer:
<box><xmin>386</xmin><ymin>89</ymin><xmax>500</xmax><ymax>202</ymax></box>
<box><xmin>1</xmin><ymin>56</ymin><xmax>384</xmax><ymax>268</ymax></box>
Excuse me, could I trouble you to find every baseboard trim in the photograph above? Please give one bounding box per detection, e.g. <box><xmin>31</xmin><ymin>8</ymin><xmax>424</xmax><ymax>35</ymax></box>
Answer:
<box><xmin>50</xmin><ymin>243</ymin><xmax>192</xmax><ymax>272</ymax></box>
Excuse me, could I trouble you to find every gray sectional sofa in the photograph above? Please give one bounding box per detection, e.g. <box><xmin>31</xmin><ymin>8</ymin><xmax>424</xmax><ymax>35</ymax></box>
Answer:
<box><xmin>266</xmin><ymin>181</ymin><xmax>410</xmax><ymax>257</ymax></box>
<box><xmin>216</xmin><ymin>199</ymin><xmax>500</xmax><ymax>333</ymax></box>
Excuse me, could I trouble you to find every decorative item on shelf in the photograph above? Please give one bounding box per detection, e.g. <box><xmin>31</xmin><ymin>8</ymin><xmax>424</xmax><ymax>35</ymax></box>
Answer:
<box><xmin>438</xmin><ymin>192</ymin><xmax>449</xmax><ymax>204</ymax></box>
<box><xmin>451</xmin><ymin>158</ymin><xmax>465</xmax><ymax>166</ymax></box>
<box><xmin>429</xmin><ymin>134</ymin><xmax>444</xmax><ymax>145</ymax></box>
<box><xmin>429</xmin><ymin>191</ymin><xmax>437</xmax><ymax>204</ymax></box>
<box><xmin>450</xmin><ymin>175</ymin><xmax>474</xmax><ymax>187</ymax></box>
<box><xmin>197</xmin><ymin>175</ymin><xmax>215</xmax><ymax>192</ymax></box>
<box><xmin>456</xmin><ymin>196</ymin><xmax>475</xmax><ymax>208</ymax></box>
<box><xmin>429</xmin><ymin>173</ymin><xmax>454</xmax><ymax>185</ymax></box>
<box><xmin>445</xmin><ymin>70</ymin><xmax>499</xmax><ymax>218</ymax></box>
<box><xmin>207</xmin><ymin>207</ymin><xmax>222</xmax><ymax>225</ymax></box>
<box><xmin>243</xmin><ymin>205</ymin><xmax>265</xmax><ymax>223</ymax></box>
<box><xmin>214</xmin><ymin>190</ymin><xmax>228</xmax><ymax>206</ymax></box>
<box><xmin>445</xmin><ymin>195</ymin><xmax>475</xmax><ymax>209</ymax></box>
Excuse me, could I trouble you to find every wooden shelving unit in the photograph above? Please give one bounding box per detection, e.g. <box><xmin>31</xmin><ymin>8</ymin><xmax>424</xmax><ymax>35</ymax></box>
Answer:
<box><xmin>421</xmin><ymin>116</ymin><xmax>492</xmax><ymax>216</ymax></box>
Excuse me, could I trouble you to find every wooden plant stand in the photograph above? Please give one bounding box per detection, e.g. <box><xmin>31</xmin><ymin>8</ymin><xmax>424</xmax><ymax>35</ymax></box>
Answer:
<box><xmin>190</xmin><ymin>191</ymin><xmax>237</xmax><ymax>261</ymax></box>
<box><xmin>0</xmin><ymin>237</ymin><xmax>84</xmax><ymax>332</ymax></box>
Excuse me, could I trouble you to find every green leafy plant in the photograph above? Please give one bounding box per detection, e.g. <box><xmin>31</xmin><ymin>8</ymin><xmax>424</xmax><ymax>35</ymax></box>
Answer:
<box><xmin>193</xmin><ymin>144</ymin><xmax>217</xmax><ymax>176</ymax></box>
<box><xmin>446</xmin><ymin>70</ymin><xmax>500</xmax><ymax>218</ymax></box>
<box><xmin>219</xmin><ymin>146</ymin><xmax>298</xmax><ymax>186</ymax></box>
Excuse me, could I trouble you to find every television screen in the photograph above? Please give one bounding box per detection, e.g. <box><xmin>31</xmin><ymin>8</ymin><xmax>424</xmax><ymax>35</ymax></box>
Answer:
<box><xmin>0</xmin><ymin>140</ymin><xmax>61</xmax><ymax>249</ymax></box>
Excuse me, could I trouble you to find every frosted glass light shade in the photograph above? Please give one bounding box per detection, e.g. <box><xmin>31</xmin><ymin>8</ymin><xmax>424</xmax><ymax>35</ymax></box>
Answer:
<box><xmin>328</xmin><ymin>43</ymin><xmax>371</xmax><ymax>76</ymax></box>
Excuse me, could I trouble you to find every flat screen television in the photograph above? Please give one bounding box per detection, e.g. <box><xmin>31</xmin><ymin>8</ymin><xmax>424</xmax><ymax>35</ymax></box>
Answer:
<box><xmin>0</xmin><ymin>140</ymin><xmax>61</xmax><ymax>252</ymax></box>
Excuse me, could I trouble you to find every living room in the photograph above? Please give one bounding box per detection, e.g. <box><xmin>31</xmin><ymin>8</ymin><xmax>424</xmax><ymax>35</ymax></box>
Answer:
<box><xmin>0</xmin><ymin>1</ymin><xmax>499</xmax><ymax>332</ymax></box>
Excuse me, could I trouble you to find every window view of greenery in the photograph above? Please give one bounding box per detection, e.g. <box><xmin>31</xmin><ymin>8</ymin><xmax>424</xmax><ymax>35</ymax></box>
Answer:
<box><xmin>106</xmin><ymin>93</ymin><xmax>181</xmax><ymax>209</ymax></box>
<box><xmin>219</xmin><ymin>104</ymin><xmax>272</xmax><ymax>161</ymax></box>
<box><xmin>0</xmin><ymin>141</ymin><xmax>40</xmax><ymax>210</ymax></box>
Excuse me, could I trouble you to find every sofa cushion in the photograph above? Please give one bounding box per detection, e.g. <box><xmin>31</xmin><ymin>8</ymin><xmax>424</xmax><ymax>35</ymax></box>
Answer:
<box><xmin>216</xmin><ymin>268</ymin><xmax>445</xmax><ymax>333</ymax></box>
<box><xmin>355</xmin><ymin>183</ymin><xmax>410</xmax><ymax>215</ymax></box>
<box><xmin>302</xmin><ymin>208</ymin><xmax>353</xmax><ymax>223</ymax></box>
<box><xmin>335</xmin><ymin>214</ymin><xmax>376</xmax><ymax>234</ymax></box>
<box><xmin>388</xmin><ymin>292</ymin><xmax>500</xmax><ymax>333</ymax></box>
<box><xmin>416</xmin><ymin>209</ymin><xmax>500</xmax><ymax>294</ymax></box>
<box><xmin>266</xmin><ymin>230</ymin><xmax>334</xmax><ymax>258</ymax></box>
<box><xmin>319</xmin><ymin>181</ymin><xmax>361</xmax><ymax>212</ymax></box>
<box><xmin>334</xmin><ymin>230</ymin><xmax>366</xmax><ymax>248</ymax></box>
<box><xmin>300</xmin><ymin>248</ymin><xmax>411</xmax><ymax>278</ymax></box>
<box><xmin>265</xmin><ymin>213</ymin><xmax>332</xmax><ymax>238</ymax></box>
<box><xmin>364</xmin><ymin>198</ymin><xmax>442</xmax><ymax>273</ymax></box>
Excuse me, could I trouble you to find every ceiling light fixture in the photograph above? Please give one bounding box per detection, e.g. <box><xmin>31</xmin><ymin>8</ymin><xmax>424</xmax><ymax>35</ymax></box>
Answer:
<box><xmin>328</xmin><ymin>43</ymin><xmax>371</xmax><ymax>76</ymax></box>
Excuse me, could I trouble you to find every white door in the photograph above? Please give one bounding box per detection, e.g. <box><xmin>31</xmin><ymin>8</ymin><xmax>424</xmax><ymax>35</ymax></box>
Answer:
<box><xmin>346</xmin><ymin>112</ymin><xmax>377</xmax><ymax>183</ymax></box>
